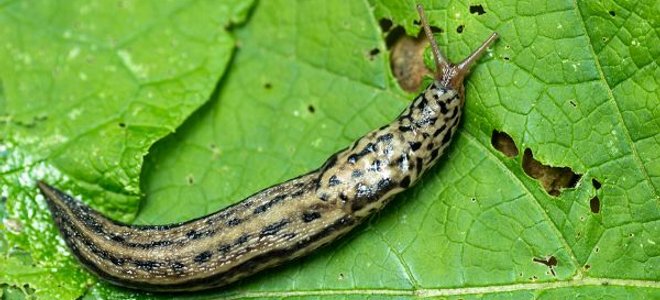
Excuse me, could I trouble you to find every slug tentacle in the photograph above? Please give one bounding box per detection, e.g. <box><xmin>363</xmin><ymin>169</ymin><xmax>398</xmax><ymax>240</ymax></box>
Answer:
<box><xmin>37</xmin><ymin>5</ymin><xmax>497</xmax><ymax>292</ymax></box>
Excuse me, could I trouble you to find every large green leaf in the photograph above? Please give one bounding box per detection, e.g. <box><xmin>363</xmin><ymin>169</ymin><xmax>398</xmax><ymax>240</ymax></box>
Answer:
<box><xmin>2</xmin><ymin>0</ymin><xmax>658</xmax><ymax>299</ymax></box>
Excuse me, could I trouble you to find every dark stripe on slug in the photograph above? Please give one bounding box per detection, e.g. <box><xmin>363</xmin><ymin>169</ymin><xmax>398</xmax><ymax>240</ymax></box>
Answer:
<box><xmin>260</xmin><ymin>219</ymin><xmax>290</xmax><ymax>237</ymax></box>
<box><xmin>433</xmin><ymin>124</ymin><xmax>447</xmax><ymax>137</ymax></box>
<box><xmin>441</xmin><ymin>128</ymin><xmax>453</xmax><ymax>145</ymax></box>
<box><xmin>135</xmin><ymin>260</ymin><xmax>161</xmax><ymax>270</ymax></box>
<box><xmin>377</xmin><ymin>133</ymin><xmax>394</xmax><ymax>142</ymax></box>
<box><xmin>194</xmin><ymin>251</ymin><xmax>213</xmax><ymax>264</ymax></box>
<box><xmin>147</xmin><ymin>216</ymin><xmax>358</xmax><ymax>291</ymax></box>
<box><xmin>218</xmin><ymin>244</ymin><xmax>231</xmax><ymax>254</ymax></box>
<box><xmin>400</xmin><ymin>176</ymin><xmax>411</xmax><ymax>188</ymax></box>
<box><xmin>253</xmin><ymin>195</ymin><xmax>286</xmax><ymax>214</ymax></box>
<box><xmin>399</xmin><ymin>125</ymin><xmax>413</xmax><ymax>132</ymax></box>
<box><xmin>409</xmin><ymin>142</ymin><xmax>422</xmax><ymax>151</ymax></box>
<box><xmin>302</xmin><ymin>211</ymin><xmax>321</xmax><ymax>222</ymax></box>
<box><xmin>235</xmin><ymin>234</ymin><xmax>250</xmax><ymax>245</ymax></box>
<box><xmin>328</xmin><ymin>175</ymin><xmax>341</xmax><ymax>187</ymax></box>
<box><xmin>226</xmin><ymin>218</ymin><xmax>242</xmax><ymax>227</ymax></box>
<box><xmin>416</xmin><ymin>157</ymin><xmax>424</xmax><ymax>175</ymax></box>
<box><xmin>439</xmin><ymin>101</ymin><xmax>448</xmax><ymax>114</ymax></box>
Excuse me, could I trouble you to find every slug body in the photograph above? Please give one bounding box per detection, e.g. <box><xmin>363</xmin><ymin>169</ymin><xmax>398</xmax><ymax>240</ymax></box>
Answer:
<box><xmin>37</xmin><ymin>6</ymin><xmax>498</xmax><ymax>292</ymax></box>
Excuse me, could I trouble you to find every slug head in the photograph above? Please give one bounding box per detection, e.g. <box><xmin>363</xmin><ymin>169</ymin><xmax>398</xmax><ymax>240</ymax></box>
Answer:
<box><xmin>417</xmin><ymin>4</ymin><xmax>498</xmax><ymax>102</ymax></box>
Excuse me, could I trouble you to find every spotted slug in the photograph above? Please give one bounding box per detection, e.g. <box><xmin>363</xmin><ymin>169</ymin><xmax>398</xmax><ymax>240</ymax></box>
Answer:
<box><xmin>37</xmin><ymin>5</ymin><xmax>498</xmax><ymax>292</ymax></box>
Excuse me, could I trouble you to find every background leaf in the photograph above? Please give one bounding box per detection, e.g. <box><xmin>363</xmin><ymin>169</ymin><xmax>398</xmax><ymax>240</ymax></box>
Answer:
<box><xmin>1</xmin><ymin>0</ymin><xmax>658</xmax><ymax>299</ymax></box>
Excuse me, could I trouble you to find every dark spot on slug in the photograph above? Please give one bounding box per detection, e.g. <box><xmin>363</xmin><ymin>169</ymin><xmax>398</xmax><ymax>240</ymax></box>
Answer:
<box><xmin>457</xmin><ymin>25</ymin><xmax>464</xmax><ymax>33</ymax></box>
<box><xmin>134</xmin><ymin>260</ymin><xmax>160</xmax><ymax>270</ymax></box>
<box><xmin>328</xmin><ymin>175</ymin><xmax>341</xmax><ymax>187</ymax></box>
<box><xmin>491</xmin><ymin>130</ymin><xmax>519</xmax><ymax>157</ymax></box>
<box><xmin>441</xmin><ymin>129</ymin><xmax>453</xmax><ymax>145</ymax></box>
<box><xmin>430</xmin><ymin>148</ymin><xmax>440</xmax><ymax>161</ymax></box>
<box><xmin>352</xmin><ymin>170</ymin><xmax>363</xmax><ymax>178</ymax></box>
<box><xmin>377</xmin><ymin>178</ymin><xmax>392</xmax><ymax>191</ymax></box>
<box><xmin>379</xmin><ymin>18</ymin><xmax>393</xmax><ymax>32</ymax></box>
<box><xmin>235</xmin><ymin>234</ymin><xmax>250</xmax><ymax>245</ymax></box>
<box><xmin>253</xmin><ymin>194</ymin><xmax>286</xmax><ymax>214</ymax></box>
<box><xmin>400</xmin><ymin>176</ymin><xmax>411</xmax><ymax>188</ymax></box>
<box><xmin>469</xmin><ymin>5</ymin><xmax>486</xmax><ymax>15</ymax></box>
<box><xmin>592</xmin><ymin>178</ymin><xmax>602</xmax><ymax>189</ymax></box>
<box><xmin>377</xmin><ymin>133</ymin><xmax>394</xmax><ymax>143</ymax></box>
<box><xmin>171</xmin><ymin>261</ymin><xmax>185</xmax><ymax>271</ymax></box>
<box><xmin>416</xmin><ymin>157</ymin><xmax>424</xmax><ymax>175</ymax></box>
<box><xmin>427</xmin><ymin>142</ymin><xmax>434</xmax><ymax>150</ymax></box>
<box><xmin>194</xmin><ymin>251</ymin><xmax>213</xmax><ymax>264</ymax></box>
<box><xmin>218</xmin><ymin>244</ymin><xmax>231</xmax><ymax>254</ymax></box>
<box><xmin>433</xmin><ymin>124</ymin><xmax>447</xmax><ymax>137</ymax></box>
<box><xmin>409</xmin><ymin>141</ymin><xmax>422</xmax><ymax>151</ymax></box>
<box><xmin>186</xmin><ymin>229</ymin><xmax>210</xmax><ymax>240</ymax></box>
<box><xmin>370</xmin><ymin>159</ymin><xmax>382</xmax><ymax>171</ymax></box>
<box><xmin>319</xmin><ymin>193</ymin><xmax>329</xmax><ymax>201</ymax></box>
<box><xmin>590</xmin><ymin>196</ymin><xmax>600</xmax><ymax>213</ymax></box>
<box><xmin>302</xmin><ymin>211</ymin><xmax>321</xmax><ymax>222</ymax></box>
<box><xmin>416</xmin><ymin>97</ymin><xmax>428</xmax><ymax>109</ymax></box>
<box><xmin>110</xmin><ymin>256</ymin><xmax>125</xmax><ymax>266</ymax></box>
<box><xmin>260</xmin><ymin>219</ymin><xmax>290</xmax><ymax>237</ymax></box>
<box><xmin>339</xmin><ymin>192</ymin><xmax>349</xmax><ymax>201</ymax></box>
<box><xmin>110</xmin><ymin>235</ymin><xmax>125</xmax><ymax>243</ymax></box>
<box><xmin>226</xmin><ymin>218</ymin><xmax>242</xmax><ymax>227</ymax></box>
<box><xmin>438</xmin><ymin>101</ymin><xmax>448</xmax><ymax>114</ymax></box>
<box><xmin>399</xmin><ymin>125</ymin><xmax>413</xmax><ymax>132</ymax></box>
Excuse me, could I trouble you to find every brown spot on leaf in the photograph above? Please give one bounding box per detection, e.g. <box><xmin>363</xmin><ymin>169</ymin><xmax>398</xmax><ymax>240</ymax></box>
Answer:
<box><xmin>590</xmin><ymin>196</ymin><xmax>600</xmax><ymax>213</ymax></box>
<box><xmin>491</xmin><ymin>130</ymin><xmax>519</xmax><ymax>157</ymax></box>
<box><xmin>522</xmin><ymin>148</ymin><xmax>582</xmax><ymax>196</ymax></box>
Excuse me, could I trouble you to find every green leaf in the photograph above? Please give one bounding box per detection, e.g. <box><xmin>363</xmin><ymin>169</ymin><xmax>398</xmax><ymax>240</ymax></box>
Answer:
<box><xmin>2</xmin><ymin>0</ymin><xmax>659</xmax><ymax>299</ymax></box>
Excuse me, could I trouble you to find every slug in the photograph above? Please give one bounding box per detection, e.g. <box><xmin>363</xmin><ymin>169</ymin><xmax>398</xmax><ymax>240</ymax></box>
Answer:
<box><xmin>37</xmin><ymin>5</ymin><xmax>498</xmax><ymax>292</ymax></box>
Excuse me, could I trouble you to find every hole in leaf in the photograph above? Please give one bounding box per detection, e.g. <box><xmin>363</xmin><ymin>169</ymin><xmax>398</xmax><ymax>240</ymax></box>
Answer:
<box><xmin>584</xmin><ymin>264</ymin><xmax>591</xmax><ymax>270</ymax></box>
<box><xmin>590</xmin><ymin>196</ymin><xmax>600</xmax><ymax>213</ymax></box>
<box><xmin>264</xmin><ymin>83</ymin><xmax>272</xmax><ymax>89</ymax></box>
<box><xmin>595</xmin><ymin>247</ymin><xmax>600</xmax><ymax>253</ymax></box>
<box><xmin>118</xmin><ymin>122</ymin><xmax>126</xmax><ymax>128</ymax></box>
<box><xmin>457</xmin><ymin>25</ymin><xmax>464</xmax><ymax>33</ymax></box>
<box><xmin>379</xmin><ymin>18</ymin><xmax>393</xmax><ymax>32</ymax></box>
<box><xmin>187</xmin><ymin>175</ymin><xmax>195</xmax><ymax>185</ymax></box>
<box><xmin>609</xmin><ymin>10</ymin><xmax>616</xmax><ymax>17</ymax></box>
<box><xmin>469</xmin><ymin>5</ymin><xmax>486</xmax><ymax>15</ymax></box>
<box><xmin>522</xmin><ymin>148</ymin><xmax>582</xmax><ymax>196</ymax></box>
<box><xmin>413</xmin><ymin>19</ymin><xmax>421</xmax><ymax>26</ymax></box>
<box><xmin>368</xmin><ymin>48</ymin><xmax>380</xmax><ymax>60</ymax></box>
<box><xmin>307</xmin><ymin>105</ymin><xmax>315</xmax><ymax>113</ymax></box>
<box><xmin>491</xmin><ymin>130</ymin><xmax>519</xmax><ymax>157</ymax></box>
<box><xmin>533</xmin><ymin>256</ymin><xmax>558</xmax><ymax>276</ymax></box>
<box><xmin>503</xmin><ymin>56</ymin><xmax>510</xmax><ymax>61</ymax></box>
<box><xmin>569</xmin><ymin>100</ymin><xmax>576</xmax><ymax>107</ymax></box>
<box><xmin>592</xmin><ymin>178</ymin><xmax>602</xmax><ymax>189</ymax></box>
<box><xmin>388</xmin><ymin>25</ymin><xmax>431</xmax><ymax>92</ymax></box>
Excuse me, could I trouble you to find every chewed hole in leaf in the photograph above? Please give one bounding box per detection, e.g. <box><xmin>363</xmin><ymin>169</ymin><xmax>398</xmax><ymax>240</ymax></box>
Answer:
<box><xmin>378</xmin><ymin>18</ymin><xmax>393</xmax><ymax>33</ymax></box>
<box><xmin>307</xmin><ymin>105</ymin><xmax>315</xmax><ymax>113</ymax></box>
<box><xmin>469</xmin><ymin>5</ymin><xmax>486</xmax><ymax>15</ymax></box>
<box><xmin>590</xmin><ymin>196</ymin><xmax>600</xmax><ymax>213</ymax></box>
<box><xmin>457</xmin><ymin>25</ymin><xmax>464</xmax><ymax>33</ymax></box>
<box><xmin>592</xmin><ymin>178</ymin><xmax>602</xmax><ymax>189</ymax></box>
<box><xmin>609</xmin><ymin>10</ymin><xmax>616</xmax><ymax>17</ymax></box>
<box><xmin>368</xmin><ymin>48</ymin><xmax>380</xmax><ymax>60</ymax></box>
<box><xmin>264</xmin><ymin>82</ymin><xmax>272</xmax><ymax>89</ymax></box>
<box><xmin>491</xmin><ymin>130</ymin><xmax>519</xmax><ymax>157</ymax></box>
<box><xmin>522</xmin><ymin>148</ymin><xmax>582</xmax><ymax>196</ymax></box>
<box><xmin>388</xmin><ymin>25</ymin><xmax>431</xmax><ymax>92</ymax></box>
<box><xmin>533</xmin><ymin>255</ymin><xmax>558</xmax><ymax>276</ymax></box>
